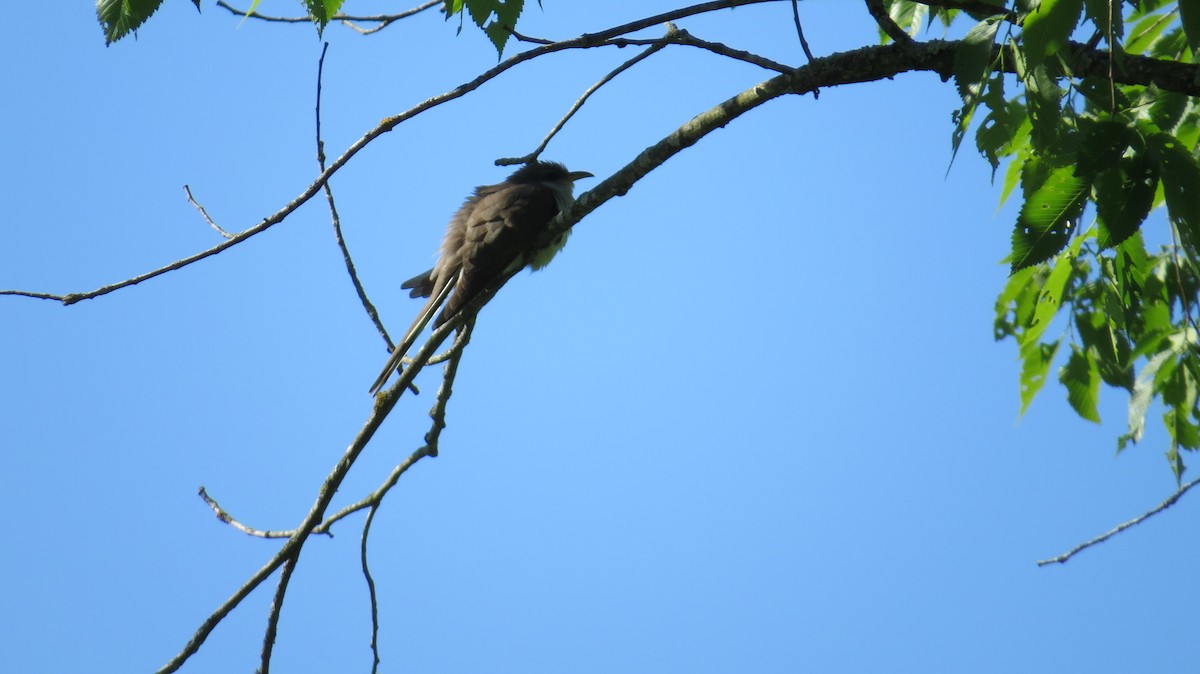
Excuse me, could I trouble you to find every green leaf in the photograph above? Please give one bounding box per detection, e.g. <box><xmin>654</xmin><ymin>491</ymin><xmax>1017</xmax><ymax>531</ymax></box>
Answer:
<box><xmin>995</xmin><ymin>265</ymin><xmax>1041</xmax><ymax>341</ymax></box>
<box><xmin>999</xmin><ymin>147</ymin><xmax>1028</xmax><ymax>205</ymax></box>
<box><xmin>1082</xmin><ymin>0</ymin><xmax>1123</xmax><ymax>41</ymax></box>
<box><xmin>1010</xmin><ymin>163</ymin><xmax>1088</xmax><ymax>271</ymax></box>
<box><xmin>1022</xmin><ymin>234</ymin><xmax>1083</xmax><ymax>347</ymax></box>
<box><xmin>467</xmin><ymin>0</ymin><xmax>496</xmax><ymax>27</ymax></box>
<box><xmin>1128</xmin><ymin>348</ymin><xmax>1175</xmax><ymax>444</ymax></box>
<box><xmin>1022</xmin><ymin>0</ymin><xmax>1084</xmax><ymax>69</ymax></box>
<box><xmin>1147</xmin><ymin>90</ymin><xmax>1190</xmax><ymax>132</ymax></box>
<box><xmin>1177</xmin><ymin>0</ymin><xmax>1200</xmax><ymax>54</ymax></box>
<box><xmin>1095</xmin><ymin>152</ymin><xmax>1158</xmax><ymax>248</ymax></box>
<box><xmin>1075</xmin><ymin>118</ymin><xmax>1130</xmax><ymax>179</ymax></box>
<box><xmin>301</xmin><ymin>0</ymin><xmax>346</xmax><ymax>35</ymax></box>
<box><xmin>1146</xmin><ymin>132</ymin><xmax>1200</xmax><ymax>254</ymax></box>
<box><xmin>1060</xmin><ymin>345</ymin><xmax>1102</xmax><ymax>422</ymax></box>
<box><xmin>1125</xmin><ymin>10</ymin><xmax>1173</xmax><ymax>54</ymax></box>
<box><xmin>1020</xmin><ymin>339</ymin><xmax>1061</xmax><ymax>414</ymax></box>
<box><xmin>1076</xmin><ymin>76</ymin><xmax>1132</xmax><ymax>112</ymax></box>
<box><xmin>952</xmin><ymin>18</ymin><xmax>1002</xmax><ymax>165</ymax></box>
<box><xmin>955</xmin><ymin>18</ymin><xmax>1002</xmax><ymax>104</ymax></box>
<box><xmin>96</xmin><ymin>0</ymin><xmax>166</xmax><ymax>45</ymax></box>
<box><xmin>1022</xmin><ymin>62</ymin><xmax>1066</xmax><ymax>151</ymax></box>
<box><xmin>887</xmin><ymin>0</ymin><xmax>930</xmax><ymax>40</ymax></box>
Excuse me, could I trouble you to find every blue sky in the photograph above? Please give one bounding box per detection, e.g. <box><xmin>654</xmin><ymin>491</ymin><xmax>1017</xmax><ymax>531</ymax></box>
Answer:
<box><xmin>2</xmin><ymin>2</ymin><xmax>1196</xmax><ymax>672</ymax></box>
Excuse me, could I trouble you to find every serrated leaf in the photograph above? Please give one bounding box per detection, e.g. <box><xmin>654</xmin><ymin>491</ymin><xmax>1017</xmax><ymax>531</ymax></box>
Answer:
<box><xmin>952</xmin><ymin>19</ymin><xmax>1002</xmax><ymax>166</ymax></box>
<box><xmin>1082</xmin><ymin>0</ymin><xmax>1123</xmax><ymax>41</ymax></box>
<box><xmin>995</xmin><ymin>265</ymin><xmax>1040</xmax><ymax>340</ymax></box>
<box><xmin>1060</xmin><ymin>345</ymin><xmax>1102</xmax><ymax>422</ymax></box>
<box><xmin>1146</xmin><ymin>132</ymin><xmax>1200</xmax><ymax>255</ymax></box>
<box><xmin>1022</xmin><ymin>0</ymin><xmax>1085</xmax><ymax>69</ymax></box>
<box><xmin>1011</xmin><ymin>164</ymin><xmax>1088</xmax><ymax>271</ymax></box>
<box><xmin>1020</xmin><ymin>339</ymin><xmax>1061</xmax><ymax>414</ymax></box>
<box><xmin>955</xmin><ymin>18</ymin><xmax>1002</xmax><ymax>103</ymax></box>
<box><xmin>999</xmin><ymin>148</ymin><xmax>1028</xmax><ymax>205</ymax></box>
<box><xmin>1076</xmin><ymin>75</ymin><xmax>1132</xmax><ymax>112</ymax></box>
<box><xmin>1075</xmin><ymin>118</ymin><xmax>1130</xmax><ymax>178</ymax></box>
<box><xmin>1022</xmin><ymin>233</ymin><xmax>1083</xmax><ymax>347</ymax></box>
<box><xmin>467</xmin><ymin>0</ymin><xmax>496</xmax><ymax>28</ymax></box>
<box><xmin>1095</xmin><ymin>152</ymin><xmax>1157</xmax><ymax>248</ymax></box>
<box><xmin>96</xmin><ymin>0</ymin><xmax>166</xmax><ymax>45</ymax></box>
<box><xmin>1129</xmin><ymin>348</ymin><xmax>1177</xmax><ymax>443</ymax></box>
<box><xmin>301</xmin><ymin>0</ymin><xmax>346</xmax><ymax>35</ymax></box>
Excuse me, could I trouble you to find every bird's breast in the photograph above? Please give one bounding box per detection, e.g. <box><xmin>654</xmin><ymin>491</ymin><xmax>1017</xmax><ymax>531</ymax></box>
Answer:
<box><xmin>528</xmin><ymin>229</ymin><xmax>571</xmax><ymax>271</ymax></box>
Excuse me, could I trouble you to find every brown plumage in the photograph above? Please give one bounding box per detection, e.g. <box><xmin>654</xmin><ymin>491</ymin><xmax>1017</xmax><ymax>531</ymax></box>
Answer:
<box><xmin>369</xmin><ymin>161</ymin><xmax>593</xmax><ymax>395</ymax></box>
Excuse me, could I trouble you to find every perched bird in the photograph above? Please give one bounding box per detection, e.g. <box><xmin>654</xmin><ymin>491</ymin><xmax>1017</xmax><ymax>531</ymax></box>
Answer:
<box><xmin>369</xmin><ymin>160</ymin><xmax>594</xmax><ymax>395</ymax></box>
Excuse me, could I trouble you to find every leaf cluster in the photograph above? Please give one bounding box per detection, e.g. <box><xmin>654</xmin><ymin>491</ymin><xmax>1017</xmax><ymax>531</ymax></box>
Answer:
<box><xmin>928</xmin><ymin>0</ymin><xmax>1200</xmax><ymax>480</ymax></box>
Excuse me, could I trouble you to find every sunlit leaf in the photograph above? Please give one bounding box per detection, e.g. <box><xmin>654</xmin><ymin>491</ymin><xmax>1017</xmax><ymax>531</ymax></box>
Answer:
<box><xmin>1011</xmin><ymin>164</ymin><xmax>1088</xmax><ymax>271</ymax></box>
<box><xmin>1022</xmin><ymin>0</ymin><xmax>1084</xmax><ymax>68</ymax></box>
<box><xmin>96</xmin><ymin>0</ymin><xmax>166</xmax><ymax>45</ymax></box>
<box><xmin>1060</xmin><ymin>345</ymin><xmax>1102</xmax><ymax>422</ymax></box>
<box><xmin>1020</xmin><ymin>339</ymin><xmax>1061</xmax><ymax>414</ymax></box>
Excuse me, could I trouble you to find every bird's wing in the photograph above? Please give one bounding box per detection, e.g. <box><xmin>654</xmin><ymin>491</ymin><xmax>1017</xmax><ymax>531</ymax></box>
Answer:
<box><xmin>368</xmin><ymin>273</ymin><xmax>457</xmax><ymax>395</ymax></box>
<box><xmin>435</xmin><ymin>183</ymin><xmax>560</xmax><ymax>326</ymax></box>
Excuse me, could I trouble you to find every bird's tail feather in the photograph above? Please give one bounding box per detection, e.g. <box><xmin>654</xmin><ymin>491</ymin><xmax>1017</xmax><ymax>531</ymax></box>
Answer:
<box><xmin>368</xmin><ymin>274</ymin><xmax>458</xmax><ymax>395</ymax></box>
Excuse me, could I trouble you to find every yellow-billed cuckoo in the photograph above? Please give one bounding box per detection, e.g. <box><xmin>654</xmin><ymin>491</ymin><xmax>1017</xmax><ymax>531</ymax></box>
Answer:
<box><xmin>369</xmin><ymin>160</ymin><xmax>593</xmax><ymax>395</ymax></box>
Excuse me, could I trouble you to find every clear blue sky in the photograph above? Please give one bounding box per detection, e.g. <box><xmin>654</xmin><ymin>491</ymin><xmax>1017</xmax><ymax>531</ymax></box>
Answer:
<box><xmin>2</xmin><ymin>2</ymin><xmax>1195</xmax><ymax>673</ymax></box>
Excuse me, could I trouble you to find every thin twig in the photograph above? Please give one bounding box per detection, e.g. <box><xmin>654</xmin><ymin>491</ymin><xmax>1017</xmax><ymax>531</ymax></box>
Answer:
<box><xmin>604</xmin><ymin>30</ymin><xmax>794</xmax><ymax>73</ymax></box>
<box><xmin>216</xmin><ymin>0</ymin><xmax>439</xmax><ymax>33</ymax></box>
<box><xmin>183</xmin><ymin>185</ymin><xmax>233</xmax><ymax>239</ymax></box>
<box><xmin>422</xmin><ymin>319</ymin><xmax>474</xmax><ymax>457</ymax></box>
<box><xmin>343</xmin><ymin>1</ymin><xmax>441</xmax><ymax>36</ymax></box>
<box><xmin>866</xmin><ymin>0</ymin><xmax>915</xmax><ymax>45</ymax></box>
<box><xmin>499</xmin><ymin>28</ymin><xmax>675</xmax><ymax>166</ymax></box>
<box><xmin>1037</xmin><ymin>476</ymin><xmax>1200</xmax><ymax>565</ymax></box>
<box><xmin>361</xmin><ymin>504</ymin><xmax>382</xmax><ymax>674</ymax></box>
<box><xmin>314</xmin><ymin>42</ymin><xmax>395</xmax><ymax>351</ymax></box>
<box><xmin>198</xmin><ymin>487</ymin><xmax>297</xmax><ymax>539</ymax></box>
<box><xmin>790</xmin><ymin>0</ymin><xmax>815</xmax><ymax>62</ymax></box>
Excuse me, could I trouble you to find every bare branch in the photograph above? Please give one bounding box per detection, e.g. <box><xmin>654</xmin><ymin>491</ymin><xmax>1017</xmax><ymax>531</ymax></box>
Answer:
<box><xmin>259</xmin><ymin>556</ymin><xmax>297</xmax><ymax>674</ymax></box>
<box><xmin>198</xmin><ymin>487</ymin><xmax>296</xmax><ymax>539</ymax></box>
<box><xmin>183</xmin><ymin>185</ymin><xmax>233</xmax><ymax>239</ymax></box>
<box><xmin>621</xmin><ymin>30</ymin><xmax>794</xmax><ymax>73</ymax></box>
<box><xmin>314</xmin><ymin>43</ymin><xmax>395</xmax><ymax>351</ymax></box>
<box><xmin>1037</xmin><ymin>476</ymin><xmax>1200</xmax><ymax>566</ymax></box>
<box><xmin>361</xmin><ymin>504</ymin><xmax>382</xmax><ymax>674</ymax></box>
<box><xmin>215</xmin><ymin>0</ymin><xmax>441</xmax><ymax>36</ymax></box>
<box><xmin>790</xmin><ymin>0</ymin><xmax>815</xmax><ymax>62</ymax></box>
<box><xmin>499</xmin><ymin>28</ymin><xmax>675</xmax><ymax>166</ymax></box>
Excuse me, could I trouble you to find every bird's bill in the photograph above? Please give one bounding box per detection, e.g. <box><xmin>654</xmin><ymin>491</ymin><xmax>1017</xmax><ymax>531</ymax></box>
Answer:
<box><xmin>568</xmin><ymin>171</ymin><xmax>594</xmax><ymax>181</ymax></box>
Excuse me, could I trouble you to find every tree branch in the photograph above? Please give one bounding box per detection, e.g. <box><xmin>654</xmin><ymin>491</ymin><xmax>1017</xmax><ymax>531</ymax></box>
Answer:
<box><xmin>1037</xmin><ymin>476</ymin><xmax>1200</xmax><ymax>566</ymax></box>
<box><xmin>866</xmin><ymin>0</ymin><xmax>915</xmax><ymax>45</ymax></box>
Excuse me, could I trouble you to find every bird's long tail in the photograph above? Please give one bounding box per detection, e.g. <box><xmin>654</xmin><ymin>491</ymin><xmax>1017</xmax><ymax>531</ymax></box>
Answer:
<box><xmin>368</xmin><ymin>274</ymin><xmax>457</xmax><ymax>395</ymax></box>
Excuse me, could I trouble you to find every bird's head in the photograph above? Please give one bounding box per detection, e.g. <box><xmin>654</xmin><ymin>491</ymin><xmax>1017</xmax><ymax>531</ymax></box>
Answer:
<box><xmin>509</xmin><ymin>161</ymin><xmax>594</xmax><ymax>190</ymax></box>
